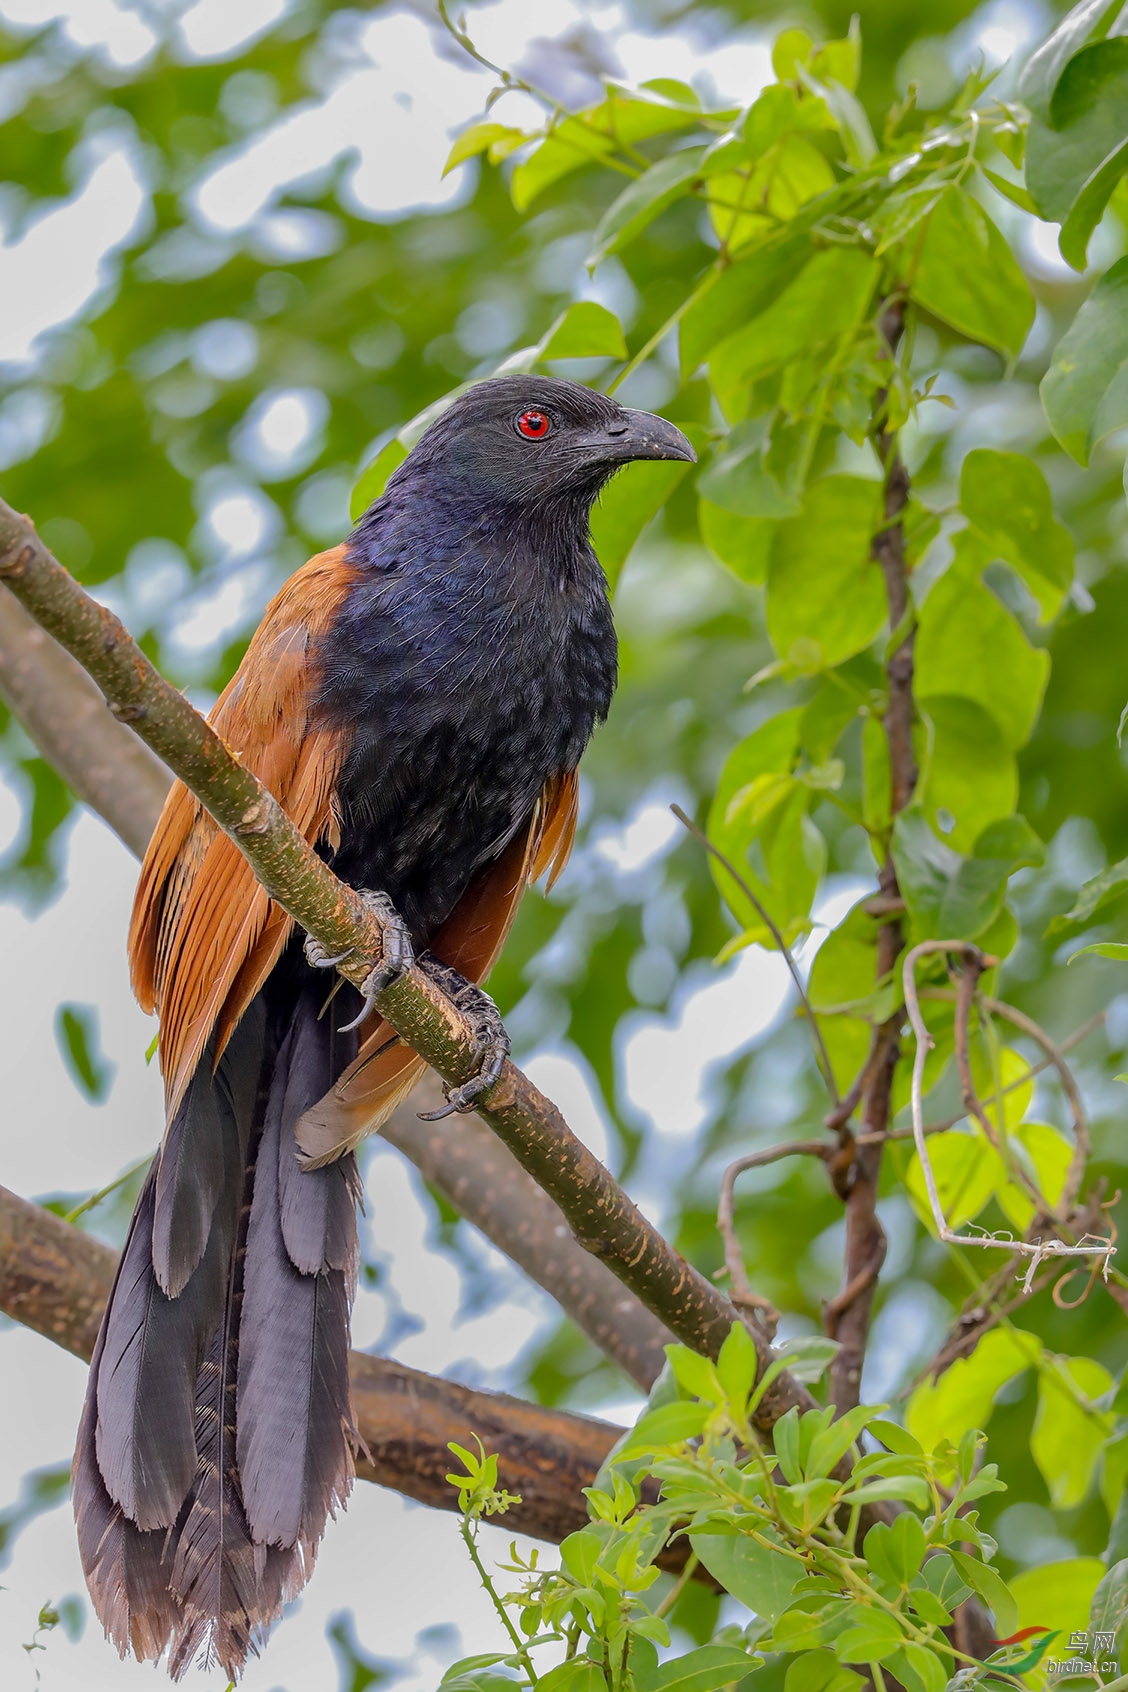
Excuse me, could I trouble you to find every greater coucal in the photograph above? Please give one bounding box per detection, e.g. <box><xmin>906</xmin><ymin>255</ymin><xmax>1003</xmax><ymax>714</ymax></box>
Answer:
<box><xmin>72</xmin><ymin>374</ymin><xmax>694</xmax><ymax>1677</ymax></box>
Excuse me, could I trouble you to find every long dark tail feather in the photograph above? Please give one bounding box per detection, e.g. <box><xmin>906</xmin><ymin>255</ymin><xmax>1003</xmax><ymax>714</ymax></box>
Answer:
<box><xmin>237</xmin><ymin>1003</ymin><xmax>359</xmax><ymax>1550</ymax></box>
<box><xmin>74</xmin><ymin>985</ymin><xmax>359</xmax><ymax>1679</ymax></box>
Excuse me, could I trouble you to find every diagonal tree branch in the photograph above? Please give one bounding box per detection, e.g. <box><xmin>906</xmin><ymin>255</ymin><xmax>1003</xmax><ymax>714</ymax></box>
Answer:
<box><xmin>0</xmin><ymin>495</ymin><xmax>814</xmax><ymax>1421</ymax></box>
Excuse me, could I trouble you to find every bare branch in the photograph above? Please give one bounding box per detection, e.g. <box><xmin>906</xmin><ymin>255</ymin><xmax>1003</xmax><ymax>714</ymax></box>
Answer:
<box><xmin>0</xmin><ymin>585</ymin><xmax>169</xmax><ymax>857</ymax></box>
<box><xmin>0</xmin><ymin>495</ymin><xmax>818</xmax><ymax>1418</ymax></box>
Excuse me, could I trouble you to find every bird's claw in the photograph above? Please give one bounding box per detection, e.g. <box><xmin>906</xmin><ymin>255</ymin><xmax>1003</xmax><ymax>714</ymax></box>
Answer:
<box><xmin>416</xmin><ymin>955</ymin><xmax>511</xmax><ymax>1120</ymax></box>
<box><xmin>303</xmin><ymin>890</ymin><xmax>415</xmax><ymax>1034</ymax></box>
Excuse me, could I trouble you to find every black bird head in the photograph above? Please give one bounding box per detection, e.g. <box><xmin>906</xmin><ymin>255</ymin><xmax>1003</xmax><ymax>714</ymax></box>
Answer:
<box><xmin>394</xmin><ymin>374</ymin><xmax>696</xmax><ymax>514</ymax></box>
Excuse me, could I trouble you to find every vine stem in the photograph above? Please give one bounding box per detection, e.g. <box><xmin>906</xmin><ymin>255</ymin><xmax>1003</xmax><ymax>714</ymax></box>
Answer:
<box><xmin>459</xmin><ymin>1516</ymin><xmax>540</xmax><ymax>1683</ymax></box>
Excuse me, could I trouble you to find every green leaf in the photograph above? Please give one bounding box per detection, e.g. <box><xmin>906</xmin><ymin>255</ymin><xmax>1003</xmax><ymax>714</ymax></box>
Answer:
<box><xmin>767</xmin><ymin>477</ymin><xmax>886</xmax><ymax>672</ymax></box>
<box><xmin>906</xmin><ymin>1128</ymin><xmax>1006</xmax><ymax>1230</ymax></box>
<box><xmin>868</xmin><ymin>1420</ymin><xmax>922</xmax><ymax>1457</ymax></box>
<box><xmin>908</xmin><ymin>188</ymin><xmax>1035</xmax><ymax>359</ymax></box>
<box><xmin>698</xmin><ymin>499</ymin><xmax>774</xmax><ymax>583</ymax></box>
<box><xmin>1047</xmin><ymin>854</ymin><xmax>1128</xmax><ymax>933</ymax></box>
<box><xmin>538</xmin><ymin>1662</ymin><xmax>605</xmax><ymax>1692</ymax></box>
<box><xmin>635</xmin><ymin>1643</ymin><xmax>756</xmax><ymax>1692</ymax></box>
<box><xmin>1041</xmin><ymin>254</ymin><xmax>1128</xmax><ymax>464</ymax></box>
<box><xmin>561</xmin><ymin>1528</ymin><xmax>604</xmax><ymax>1585</ymax></box>
<box><xmin>590</xmin><ymin>442</ymin><xmax>697</xmax><ymax>583</ymax></box>
<box><xmin>885</xmin><ymin>1644</ymin><xmax>947</xmax><ymax>1692</ymax></box>
<box><xmin>916</xmin><ymin>696</ymin><xmax>1017</xmax><ymax>854</ymax></box>
<box><xmin>892</xmin><ymin>808</ymin><xmax>1014</xmax><ymax>941</ymax></box>
<box><xmin>775</xmin><ymin>1334</ymin><xmax>841</xmax><ymax>1384</ymax></box>
<box><xmin>55</xmin><ymin>1003</ymin><xmax>114</xmax><ymax>1102</ymax></box>
<box><xmin>708</xmin><ymin>248</ymin><xmax>879</xmax><ymax>390</ymax></box>
<box><xmin>589</xmin><ymin>148</ymin><xmax>709</xmax><ymax>265</ymax></box>
<box><xmin>1009</xmin><ymin>1558</ymin><xmax>1106</xmax><ymax>1634</ymax></box>
<box><xmin>679</xmin><ymin>234</ymin><xmax>814</xmax><ymax>375</ymax></box>
<box><xmin>864</xmin><ymin>1514</ymin><xmax>927</xmax><ymax>1589</ymax></box>
<box><xmin>838</xmin><ymin>1476</ymin><xmax>931</xmax><ymax>1509</ymax></box>
<box><xmin>690</xmin><ymin>1530</ymin><xmax>800</xmax><ymax>1620</ymax></box>
<box><xmin>615</xmin><ymin>1402</ymin><xmax>710</xmax><ymax>1456</ymax></box>
<box><xmin>541</xmin><ymin>301</ymin><xmax>627</xmax><ymax>361</ymax></box>
<box><xmin>1089</xmin><ymin>1557</ymin><xmax>1128</xmax><ymax>1646</ymax></box>
<box><xmin>948</xmin><ymin>1549</ymin><xmax>1019</xmax><ymax>1638</ymax></box>
<box><xmin>510</xmin><ymin>121</ymin><xmax>615</xmax><ymax>213</ymax></box>
<box><xmin>833</xmin><ymin>1610</ymin><xmax>905</xmax><ymax>1664</ymax></box>
<box><xmin>805</xmin><ymin>1403</ymin><xmax>884</xmax><ymax>1480</ymax></box>
<box><xmin>905</xmin><ymin>1328</ymin><xmax>1039</xmax><ymax>1452</ymax></box>
<box><xmin>698</xmin><ymin>422</ymin><xmax>802</xmax><ymax>519</ymax></box>
<box><xmin>1026</xmin><ymin>41</ymin><xmax>1128</xmax><ymax>268</ymax></box>
<box><xmin>959</xmin><ymin>449</ymin><xmax>1074</xmax><ymax>622</ymax></box>
<box><xmin>1030</xmin><ymin>1356</ymin><xmax>1114</xmax><ymax>1508</ymax></box>
<box><xmin>784</xmin><ymin>1648</ymin><xmax>865</xmax><ymax>1692</ymax></box>
<box><xmin>707</xmin><ymin>709</ymin><xmax>825</xmax><ymax>948</ymax></box>
<box><xmin>716</xmin><ymin>1321</ymin><xmax>758</xmax><ymax>1411</ymax></box>
<box><xmin>914</xmin><ymin>536</ymin><xmax>1050</xmax><ymax>749</ymax></box>
<box><xmin>441</xmin><ymin>1654</ymin><xmax>512</xmax><ymax>1683</ymax></box>
<box><xmin>350</xmin><ymin>439</ymin><xmax>407</xmax><ymax>520</ymax></box>
<box><xmin>1073</xmin><ymin>940</ymin><xmax>1128</xmax><ymax>960</ymax></box>
<box><xmin>1018</xmin><ymin>0</ymin><xmax>1124</xmax><ymax>122</ymax></box>
<box><xmin>443</xmin><ymin>122</ymin><xmax>528</xmax><ymax>175</ymax></box>
<box><xmin>666</xmin><ymin>1344</ymin><xmax>724</xmax><ymax>1402</ymax></box>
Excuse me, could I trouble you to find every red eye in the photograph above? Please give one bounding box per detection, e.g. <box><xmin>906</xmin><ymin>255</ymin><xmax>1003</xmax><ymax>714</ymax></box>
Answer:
<box><xmin>516</xmin><ymin>409</ymin><xmax>551</xmax><ymax>439</ymax></box>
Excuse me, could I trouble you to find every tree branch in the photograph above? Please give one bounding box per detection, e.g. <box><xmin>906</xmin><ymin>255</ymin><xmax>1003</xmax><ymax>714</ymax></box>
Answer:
<box><xmin>827</xmin><ymin>295</ymin><xmax>913</xmax><ymax>1410</ymax></box>
<box><xmin>0</xmin><ymin>1181</ymin><xmax>628</xmax><ymax>1548</ymax></box>
<box><xmin>0</xmin><ymin>495</ymin><xmax>814</xmax><ymax>1420</ymax></box>
<box><xmin>0</xmin><ymin>585</ymin><xmax>169</xmax><ymax>858</ymax></box>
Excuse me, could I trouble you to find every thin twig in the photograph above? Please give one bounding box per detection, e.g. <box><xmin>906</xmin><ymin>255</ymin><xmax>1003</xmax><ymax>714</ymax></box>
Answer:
<box><xmin>902</xmin><ymin>940</ymin><xmax>1114</xmax><ymax>1276</ymax></box>
<box><xmin>671</xmin><ymin>804</ymin><xmax>841</xmax><ymax>1105</ymax></box>
<box><xmin>716</xmin><ymin>1142</ymin><xmax>830</xmax><ymax>1333</ymax></box>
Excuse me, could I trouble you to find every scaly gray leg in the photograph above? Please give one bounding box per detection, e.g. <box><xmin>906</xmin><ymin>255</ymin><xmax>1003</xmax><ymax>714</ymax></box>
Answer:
<box><xmin>416</xmin><ymin>953</ymin><xmax>511</xmax><ymax>1119</ymax></box>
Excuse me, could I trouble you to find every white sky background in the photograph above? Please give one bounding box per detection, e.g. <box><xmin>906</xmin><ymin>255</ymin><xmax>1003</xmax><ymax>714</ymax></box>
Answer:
<box><xmin>0</xmin><ymin>0</ymin><xmax>1052</xmax><ymax>1687</ymax></box>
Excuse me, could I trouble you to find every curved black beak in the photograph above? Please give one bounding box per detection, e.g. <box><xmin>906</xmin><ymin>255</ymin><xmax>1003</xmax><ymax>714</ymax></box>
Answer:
<box><xmin>592</xmin><ymin>408</ymin><xmax>696</xmax><ymax>466</ymax></box>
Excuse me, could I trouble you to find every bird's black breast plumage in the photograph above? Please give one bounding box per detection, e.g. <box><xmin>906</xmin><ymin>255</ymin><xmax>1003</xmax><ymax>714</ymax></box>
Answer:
<box><xmin>314</xmin><ymin>477</ymin><xmax>617</xmax><ymax>941</ymax></box>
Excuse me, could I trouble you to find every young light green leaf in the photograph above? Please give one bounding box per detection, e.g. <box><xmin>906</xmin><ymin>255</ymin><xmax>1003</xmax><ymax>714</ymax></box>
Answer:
<box><xmin>908</xmin><ymin>188</ymin><xmax>1034</xmax><ymax>359</ymax></box>
<box><xmin>805</xmin><ymin>1402</ymin><xmax>885</xmax><ymax>1480</ymax></box>
<box><xmin>614</xmin><ymin>1401</ymin><xmax>710</xmax><ymax>1456</ymax></box>
<box><xmin>443</xmin><ymin>122</ymin><xmax>529</xmax><ymax>175</ymax></box>
<box><xmin>864</xmin><ymin>1514</ymin><xmax>927</xmax><ymax>1588</ymax></box>
<box><xmin>1009</xmin><ymin>1558</ymin><xmax>1106</xmax><ymax>1633</ymax></box>
<box><xmin>1030</xmin><ymin>1355</ymin><xmax>1113</xmax><ymax>1508</ymax></box>
<box><xmin>905</xmin><ymin>1328</ymin><xmax>1039</xmax><ymax>1452</ymax></box>
<box><xmin>885</xmin><ymin>1644</ymin><xmax>947</xmax><ymax>1692</ymax></box>
<box><xmin>716</xmin><ymin>1320</ymin><xmax>758</xmax><ymax>1411</ymax></box>
<box><xmin>1041</xmin><ymin>254</ymin><xmax>1128</xmax><ymax>464</ymax></box>
<box><xmin>541</xmin><ymin>300</ymin><xmax>628</xmax><ymax>361</ymax></box>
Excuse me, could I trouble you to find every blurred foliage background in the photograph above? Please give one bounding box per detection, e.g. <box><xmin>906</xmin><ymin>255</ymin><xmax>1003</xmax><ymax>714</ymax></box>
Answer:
<box><xmin>5</xmin><ymin>0</ymin><xmax>1128</xmax><ymax>1662</ymax></box>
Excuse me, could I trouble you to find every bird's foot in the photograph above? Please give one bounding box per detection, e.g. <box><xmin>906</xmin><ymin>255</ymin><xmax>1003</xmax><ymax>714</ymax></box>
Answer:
<box><xmin>303</xmin><ymin>890</ymin><xmax>415</xmax><ymax>1033</ymax></box>
<box><xmin>416</xmin><ymin>955</ymin><xmax>511</xmax><ymax>1120</ymax></box>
